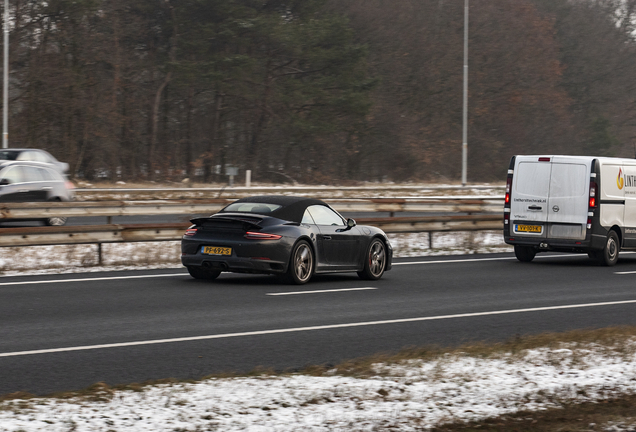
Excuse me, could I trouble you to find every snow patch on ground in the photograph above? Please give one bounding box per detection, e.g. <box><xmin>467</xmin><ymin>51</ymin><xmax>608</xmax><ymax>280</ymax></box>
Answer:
<box><xmin>1</xmin><ymin>342</ymin><xmax>635</xmax><ymax>431</ymax></box>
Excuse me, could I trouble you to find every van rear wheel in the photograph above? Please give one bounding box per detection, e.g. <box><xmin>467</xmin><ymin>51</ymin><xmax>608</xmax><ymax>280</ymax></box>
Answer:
<box><xmin>599</xmin><ymin>231</ymin><xmax>620</xmax><ymax>266</ymax></box>
<box><xmin>514</xmin><ymin>245</ymin><xmax>536</xmax><ymax>262</ymax></box>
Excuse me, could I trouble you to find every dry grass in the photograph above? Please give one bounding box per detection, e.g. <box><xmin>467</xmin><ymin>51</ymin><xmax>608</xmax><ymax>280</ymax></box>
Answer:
<box><xmin>297</xmin><ymin>326</ymin><xmax>636</xmax><ymax>379</ymax></box>
<box><xmin>431</xmin><ymin>395</ymin><xmax>636</xmax><ymax>431</ymax></box>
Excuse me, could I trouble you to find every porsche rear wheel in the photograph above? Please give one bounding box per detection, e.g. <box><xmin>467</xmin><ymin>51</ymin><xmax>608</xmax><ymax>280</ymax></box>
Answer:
<box><xmin>286</xmin><ymin>240</ymin><xmax>314</xmax><ymax>284</ymax></box>
<box><xmin>358</xmin><ymin>238</ymin><xmax>386</xmax><ymax>280</ymax></box>
<box><xmin>187</xmin><ymin>266</ymin><xmax>221</xmax><ymax>280</ymax></box>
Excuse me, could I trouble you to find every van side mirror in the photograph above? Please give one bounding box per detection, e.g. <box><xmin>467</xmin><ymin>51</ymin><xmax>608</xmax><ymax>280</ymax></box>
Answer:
<box><xmin>0</xmin><ymin>178</ymin><xmax>10</xmax><ymax>186</ymax></box>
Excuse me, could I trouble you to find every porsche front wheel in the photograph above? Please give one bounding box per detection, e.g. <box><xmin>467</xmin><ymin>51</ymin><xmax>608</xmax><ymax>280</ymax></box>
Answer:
<box><xmin>358</xmin><ymin>239</ymin><xmax>386</xmax><ymax>280</ymax></box>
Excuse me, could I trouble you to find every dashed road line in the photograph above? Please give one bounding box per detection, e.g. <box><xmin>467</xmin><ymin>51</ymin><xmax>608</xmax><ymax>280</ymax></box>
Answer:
<box><xmin>267</xmin><ymin>287</ymin><xmax>377</xmax><ymax>296</ymax></box>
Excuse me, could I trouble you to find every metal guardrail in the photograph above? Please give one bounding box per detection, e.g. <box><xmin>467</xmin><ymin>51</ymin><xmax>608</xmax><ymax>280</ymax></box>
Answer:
<box><xmin>0</xmin><ymin>198</ymin><xmax>504</xmax><ymax>220</ymax></box>
<box><xmin>0</xmin><ymin>215</ymin><xmax>504</xmax><ymax>264</ymax></box>
<box><xmin>0</xmin><ymin>215</ymin><xmax>503</xmax><ymax>248</ymax></box>
<box><xmin>0</xmin><ymin>223</ymin><xmax>187</xmax><ymax>247</ymax></box>
<box><xmin>73</xmin><ymin>185</ymin><xmax>505</xmax><ymax>201</ymax></box>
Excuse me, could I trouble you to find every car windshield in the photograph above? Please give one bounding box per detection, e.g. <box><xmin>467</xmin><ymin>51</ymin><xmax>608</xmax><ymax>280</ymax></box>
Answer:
<box><xmin>0</xmin><ymin>151</ymin><xmax>19</xmax><ymax>161</ymax></box>
<box><xmin>222</xmin><ymin>202</ymin><xmax>282</xmax><ymax>214</ymax></box>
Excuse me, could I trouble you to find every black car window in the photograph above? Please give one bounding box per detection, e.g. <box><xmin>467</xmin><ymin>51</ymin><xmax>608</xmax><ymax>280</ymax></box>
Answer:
<box><xmin>223</xmin><ymin>202</ymin><xmax>282</xmax><ymax>214</ymax></box>
<box><xmin>306</xmin><ymin>205</ymin><xmax>345</xmax><ymax>226</ymax></box>
<box><xmin>0</xmin><ymin>150</ymin><xmax>18</xmax><ymax>161</ymax></box>
<box><xmin>0</xmin><ymin>166</ymin><xmax>25</xmax><ymax>184</ymax></box>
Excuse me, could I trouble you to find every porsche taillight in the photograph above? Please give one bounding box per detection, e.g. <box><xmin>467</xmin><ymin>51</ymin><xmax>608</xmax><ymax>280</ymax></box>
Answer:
<box><xmin>184</xmin><ymin>228</ymin><xmax>198</xmax><ymax>236</ymax></box>
<box><xmin>244</xmin><ymin>232</ymin><xmax>282</xmax><ymax>240</ymax></box>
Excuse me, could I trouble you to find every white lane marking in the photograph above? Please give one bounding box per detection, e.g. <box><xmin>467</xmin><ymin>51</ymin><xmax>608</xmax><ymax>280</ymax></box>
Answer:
<box><xmin>267</xmin><ymin>287</ymin><xmax>377</xmax><ymax>296</ymax></box>
<box><xmin>615</xmin><ymin>271</ymin><xmax>636</xmax><ymax>275</ymax></box>
<box><xmin>3</xmin><ymin>298</ymin><xmax>636</xmax><ymax>358</ymax></box>
<box><xmin>394</xmin><ymin>257</ymin><xmax>516</xmax><ymax>265</ymax></box>
<box><xmin>0</xmin><ymin>273</ymin><xmax>186</xmax><ymax>287</ymax></box>
<box><xmin>393</xmin><ymin>252</ymin><xmax>636</xmax><ymax>266</ymax></box>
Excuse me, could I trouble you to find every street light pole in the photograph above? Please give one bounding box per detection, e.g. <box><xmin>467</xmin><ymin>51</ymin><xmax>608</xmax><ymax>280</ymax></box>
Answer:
<box><xmin>2</xmin><ymin>0</ymin><xmax>8</xmax><ymax>149</ymax></box>
<box><xmin>461</xmin><ymin>0</ymin><xmax>468</xmax><ymax>186</ymax></box>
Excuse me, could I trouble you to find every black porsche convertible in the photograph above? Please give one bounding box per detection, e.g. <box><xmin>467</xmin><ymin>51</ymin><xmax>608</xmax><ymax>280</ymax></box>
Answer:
<box><xmin>181</xmin><ymin>196</ymin><xmax>392</xmax><ymax>284</ymax></box>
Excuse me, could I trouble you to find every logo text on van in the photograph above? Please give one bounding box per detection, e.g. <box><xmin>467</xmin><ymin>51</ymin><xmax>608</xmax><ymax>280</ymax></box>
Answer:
<box><xmin>624</xmin><ymin>174</ymin><xmax>636</xmax><ymax>188</ymax></box>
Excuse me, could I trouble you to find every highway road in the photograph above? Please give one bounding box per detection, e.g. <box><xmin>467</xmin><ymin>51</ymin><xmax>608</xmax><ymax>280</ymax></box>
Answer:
<box><xmin>2</xmin><ymin>252</ymin><xmax>636</xmax><ymax>396</ymax></box>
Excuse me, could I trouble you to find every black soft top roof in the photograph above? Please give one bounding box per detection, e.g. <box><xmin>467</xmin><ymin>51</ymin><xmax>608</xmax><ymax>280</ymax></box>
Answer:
<box><xmin>218</xmin><ymin>195</ymin><xmax>328</xmax><ymax>223</ymax></box>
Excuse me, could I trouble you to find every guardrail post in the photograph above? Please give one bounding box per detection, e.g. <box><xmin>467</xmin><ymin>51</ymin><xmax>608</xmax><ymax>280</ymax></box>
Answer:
<box><xmin>97</xmin><ymin>243</ymin><xmax>103</xmax><ymax>266</ymax></box>
<box><xmin>429</xmin><ymin>232</ymin><xmax>434</xmax><ymax>249</ymax></box>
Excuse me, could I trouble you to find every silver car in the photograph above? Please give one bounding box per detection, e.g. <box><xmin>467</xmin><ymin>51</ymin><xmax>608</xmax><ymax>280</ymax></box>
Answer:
<box><xmin>0</xmin><ymin>161</ymin><xmax>74</xmax><ymax>226</ymax></box>
<box><xmin>0</xmin><ymin>148</ymin><xmax>69</xmax><ymax>173</ymax></box>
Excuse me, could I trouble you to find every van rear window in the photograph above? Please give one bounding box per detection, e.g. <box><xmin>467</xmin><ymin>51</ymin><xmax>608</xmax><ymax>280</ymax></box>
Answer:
<box><xmin>549</xmin><ymin>163</ymin><xmax>587</xmax><ymax>197</ymax></box>
<box><xmin>515</xmin><ymin>162</ymin><xmax>551</xmax><ymax>196</ymax></box>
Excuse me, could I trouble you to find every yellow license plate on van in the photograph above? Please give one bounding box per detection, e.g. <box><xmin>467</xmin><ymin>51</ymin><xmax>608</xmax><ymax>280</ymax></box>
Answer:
<box><xmin>515</xmin><ymin>224</ymin><xmax>542</xmax><ymax>233</ymax></box>
<box><xmin>202</xmin><ymin>246</ymin><xmax>232</xmax><ymax>256</ymax></box>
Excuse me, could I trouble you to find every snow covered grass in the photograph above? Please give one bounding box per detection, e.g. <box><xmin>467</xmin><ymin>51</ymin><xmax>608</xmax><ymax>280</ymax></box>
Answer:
<box><xmin>2</xmin><ymin>329</ymin><xmax>636</xmax><ymax>431</ymax></box>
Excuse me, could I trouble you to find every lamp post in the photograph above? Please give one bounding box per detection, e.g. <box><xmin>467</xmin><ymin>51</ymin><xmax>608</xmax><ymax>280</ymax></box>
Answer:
<box><xmin>2</xmin><ymin>0</ymin><xmax>8</xmax><ymax>149</ymax></box>
<box><xmin>461</xmin><ymin>0</ymin><xmax>468</xmax><ymax>186</ymax></box>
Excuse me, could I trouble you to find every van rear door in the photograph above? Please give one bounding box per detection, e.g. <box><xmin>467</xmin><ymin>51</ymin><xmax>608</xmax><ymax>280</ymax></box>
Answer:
<box><xmin>545</xmin><ymin>157</ymin><xmax>590</xmax><ymax>240</ymax></box>
<box><xmin>511</xmin><ymin>158</ymin><xmax>551</xmax><ymax>237</ymax></box>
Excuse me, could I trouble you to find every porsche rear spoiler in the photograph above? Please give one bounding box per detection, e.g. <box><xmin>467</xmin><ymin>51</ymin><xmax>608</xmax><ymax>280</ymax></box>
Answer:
<box><xmin>190</xmin><ymin>215</ymin><xmax>263</xmax><ymax>231</ymax></box>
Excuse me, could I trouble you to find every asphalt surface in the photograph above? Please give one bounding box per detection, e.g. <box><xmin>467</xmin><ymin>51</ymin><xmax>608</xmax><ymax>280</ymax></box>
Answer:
<box><xmin>2</xmin><ymin>252</ymin><xmax>636</xmax><ymax>396</ymax></box>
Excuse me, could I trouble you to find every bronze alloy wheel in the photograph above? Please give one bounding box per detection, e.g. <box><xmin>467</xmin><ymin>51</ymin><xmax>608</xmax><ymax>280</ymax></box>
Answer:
<box><xmin>288</xmin><ymin>241</ymin><xmax>313</xmax><ymax>284</ymax></box>
<box><xmin>368</xmin><ymin>240</ymin><xmax>386</xmax><ymax>277</ymax></box>
<box><xmin>358</xmin><ymin>239</ymin><xmax>386</xmax><ymax>280</ymax></box>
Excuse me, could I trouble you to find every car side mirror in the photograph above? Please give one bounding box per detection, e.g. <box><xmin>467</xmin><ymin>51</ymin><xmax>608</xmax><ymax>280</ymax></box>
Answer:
<box><xmin>0</xmin><ymin>178</ymin><xmax>10</xmax><ymax>186</ymax></box>
<box><xmin>347</xmin><ymin>218</ymin><xmax>356</xmax><ymax>228</ymax></box>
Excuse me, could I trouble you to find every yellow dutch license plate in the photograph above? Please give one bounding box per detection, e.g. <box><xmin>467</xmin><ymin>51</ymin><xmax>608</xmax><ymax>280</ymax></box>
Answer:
<box><xmin>202</xmin><ymin>246</ymin><xmax>232</xmax><ymax>256</ymax></box>
<box><xmin>515</xmin><ymin>224</ymin><xmax>542</xmax><ymax>233</ymax></box>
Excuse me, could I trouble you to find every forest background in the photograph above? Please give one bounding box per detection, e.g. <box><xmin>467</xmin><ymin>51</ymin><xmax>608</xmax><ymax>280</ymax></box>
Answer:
<box><xmin>2</xmin><ymin>0</ymin><xmax>636</xmax><ymax>183</ymax></box>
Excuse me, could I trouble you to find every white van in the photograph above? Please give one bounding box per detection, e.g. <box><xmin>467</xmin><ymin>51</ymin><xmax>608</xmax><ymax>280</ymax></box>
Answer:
<box><xmin>504</xmin><ymin>155</ymin><xmax>636</xmax><ymax>265</ymax></box>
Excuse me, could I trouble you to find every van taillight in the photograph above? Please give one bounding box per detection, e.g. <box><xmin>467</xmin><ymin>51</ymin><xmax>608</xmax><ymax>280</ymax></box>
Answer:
<box><xmin>538</xmin><ymin>157</ymin><xmax>551</xmax><ymax>162</ymax></box>
<box><xmin>589</xmin><ymin>181</ymin><xmax>598</xmax><ymax>209</ymax></box>
<box><xmin>505</xmin><ymin>176</ymin><xmax>512</xmax><ymax>204</ymax></box>
<box><xmin>184</xmin><ymin>228</ymin><xmax>198</xmax><ymax>236</ymax></box>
